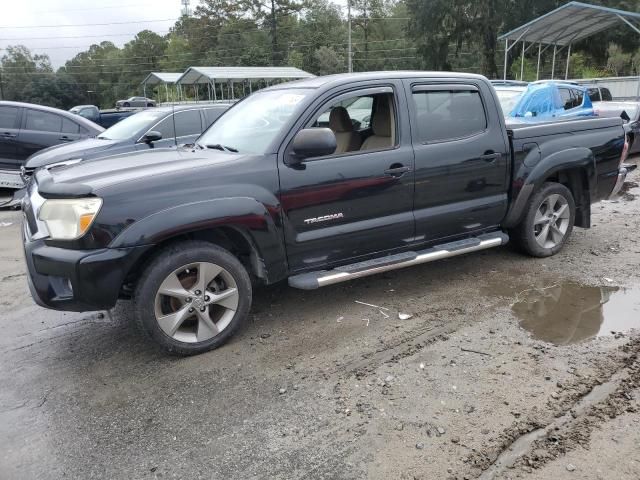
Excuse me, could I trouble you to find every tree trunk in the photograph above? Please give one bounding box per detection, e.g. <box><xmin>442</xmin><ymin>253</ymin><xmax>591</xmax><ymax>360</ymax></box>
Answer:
<box><xmin>270</xmin><ymin>0</ymin><xmax>279</xmax><ymax>65</ymax></box>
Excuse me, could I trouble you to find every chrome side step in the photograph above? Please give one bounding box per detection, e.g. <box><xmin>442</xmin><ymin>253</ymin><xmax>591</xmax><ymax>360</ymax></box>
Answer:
<box><xmin>288</xmin><ymin>232</ymin><xmax>509</xmax><ymax>290</ymax></box>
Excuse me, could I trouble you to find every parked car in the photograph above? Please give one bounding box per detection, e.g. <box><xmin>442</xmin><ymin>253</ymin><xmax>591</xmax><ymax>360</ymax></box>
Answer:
<box><xmin>21</xmin><ymin>72</ymin><xmax>629</xmax><ymax>355</ymax></box>
<box><xmin>0</xmin><ymin>101</ymin><xmax>103</xmax><ymax>190</ymax></box>
<box><xmin>493</xmin><ymin>84</ymin><xmax>527</xmax><ymax>115</ymax></box>
<box><xmin>69</xmin><ymin>105</ymin><xmax>137</xmax><ymax>129</ymax></box>
<box><xmin>581</xmin><ymin>85</ymin><xmax>613</xmax><ymax>102</ymax></box>
<box><xmin>115</xmin><ymin>96</ymin><xmax>155</xmax><ymax>108</ymax></box>
<box><xmin>19</xmin><ymin>103</ymin><xmax>231</xmax><ymax>185</ymax></box>
<box><xmin>593</xmin><ymin>101</ymin><xmax>640</xmax><ymax>154</ymax></box>
<box><xmin>508</xmin><ymin>82</ymin><xmax>595</xmax><ymax>120</ymax></box>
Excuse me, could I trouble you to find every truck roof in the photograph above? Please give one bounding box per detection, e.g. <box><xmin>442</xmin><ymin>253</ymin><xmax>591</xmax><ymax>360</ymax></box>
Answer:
<box><xmin>265</xmin><ymin>71</ymin><xmax>489</xmax><ymax>91</ymax></box>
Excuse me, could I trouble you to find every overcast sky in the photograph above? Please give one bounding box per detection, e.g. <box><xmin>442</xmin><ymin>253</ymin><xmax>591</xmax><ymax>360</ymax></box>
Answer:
<box><xmin>0</xmin><ymin>0</ymin><xmax>350</xmax><ymax>69</ymax></box>
<box><xmin>0</xmin><ymin>0</ymin><xmax>182</xmax><ymax>68</ymax></box>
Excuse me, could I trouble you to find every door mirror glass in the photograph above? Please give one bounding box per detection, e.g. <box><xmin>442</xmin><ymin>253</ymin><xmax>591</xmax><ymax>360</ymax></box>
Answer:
<box><xmin>143</xmin><ymin>130</ymin><xmax>162</xmax><ymax>143</ymax></box>
<box><xmin>291</xmin><ymin>128</ymin><xmax>336</xmax><ymax>161</ymax></box>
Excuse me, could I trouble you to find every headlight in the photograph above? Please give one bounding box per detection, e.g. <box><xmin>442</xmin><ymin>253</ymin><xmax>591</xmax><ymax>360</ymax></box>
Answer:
<box><xmin>46</xmin><ymin>158</ymin><xmax>83</xmax><ymax>171</ymax></box>
<box><xmin>38</xmin><ymin>198</ymin><xmax>102</xmax><ymax>240</ymax></box>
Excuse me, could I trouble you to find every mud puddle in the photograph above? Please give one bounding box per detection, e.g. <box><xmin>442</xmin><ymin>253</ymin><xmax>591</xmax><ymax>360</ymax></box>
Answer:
<box><xmin>511</xmin><ymin>282</ymin><xmax>640</xmax><ymax>345</ymax></box>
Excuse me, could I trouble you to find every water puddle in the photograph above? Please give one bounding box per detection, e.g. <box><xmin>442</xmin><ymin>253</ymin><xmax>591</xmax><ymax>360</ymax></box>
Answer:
<box><xmin>511</xmin><ymin>282</ymin><xmax>640</xmax><ymax>345</ymax></box>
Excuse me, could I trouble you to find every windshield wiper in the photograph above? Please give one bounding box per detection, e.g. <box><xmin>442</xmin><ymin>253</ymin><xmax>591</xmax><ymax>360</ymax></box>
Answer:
<box><xmin>205</xmin><ymin>143</ymin><xmax>239</xmax><ymax>153</ymax></box>
<box><xmin>97</xmin><ymin>135</ymin><xmax>110</xmax><ymax>140</ymax></box>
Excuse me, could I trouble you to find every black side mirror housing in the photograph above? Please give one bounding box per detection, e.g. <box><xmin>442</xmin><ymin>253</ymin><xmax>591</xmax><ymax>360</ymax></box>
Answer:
<box><xmin>290</xmin><ymin>128</ymin><xmax>337</xmax><ymax>163</ymax></box>
<box><xmin>143</xmin><ymin>130</ymin><xmax>163</xmax><ymax>144</ymax></box>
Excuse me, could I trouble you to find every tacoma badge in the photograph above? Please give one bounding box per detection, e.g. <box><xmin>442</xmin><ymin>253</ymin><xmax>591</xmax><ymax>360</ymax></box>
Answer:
<box><xmin>304</xmin><ymin>213</ymin><xmax>344</xmax><ymax>225</ymax></box>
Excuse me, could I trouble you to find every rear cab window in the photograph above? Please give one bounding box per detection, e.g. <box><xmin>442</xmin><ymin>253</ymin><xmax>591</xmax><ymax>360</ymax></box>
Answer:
<box><xmin>410</xmin><ymin>86</ymin><xmax>487</xmax><ymax>143</ymax></box>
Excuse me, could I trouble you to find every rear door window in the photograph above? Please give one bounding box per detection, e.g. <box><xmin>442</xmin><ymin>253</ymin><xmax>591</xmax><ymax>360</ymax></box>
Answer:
<box><xmin>0</xmin><ymin>106</ymin><xmax>19</xmax><ymax>129</ymax></box>
<box><xmin>411</xmin><ymin>88</ymin><xmax>486</xmax><ymax>143</ymax></box>
<box><xmin>571</xmin><ymin>89</ymin><xmax>584</xmax><ymax>108</ymax></box>
<box><xmin>25</xmin><ymin>109</ymin><xmax>63</xmax><ymax>132</ymax></box>
<box><xmin>174</xmin><ymin>110</ymin><xmax>202</xmax><ymax>137</ymax></box>
<box><xmin>601</xmin><ymin>88</ymin><xmax>613</xmax><ymax>101</ymax></box>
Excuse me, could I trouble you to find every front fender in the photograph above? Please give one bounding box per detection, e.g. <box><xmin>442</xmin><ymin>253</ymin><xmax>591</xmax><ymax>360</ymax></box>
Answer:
<box><xmin>109</xmin><ymin>197</ymin><xmax>287</xmax><ymax>281</ymax></box>
<box><xmin>503</xmin><ymin>147</ymin><xmax>595</xmax><ymax>228</ymax></box>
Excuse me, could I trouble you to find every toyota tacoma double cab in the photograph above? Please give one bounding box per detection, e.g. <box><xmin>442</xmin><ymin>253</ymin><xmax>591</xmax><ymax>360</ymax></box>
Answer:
<box><xmin>21</xmin><ymin>72</ymin><xmax>630</xmax><ymax>355</ymax></box>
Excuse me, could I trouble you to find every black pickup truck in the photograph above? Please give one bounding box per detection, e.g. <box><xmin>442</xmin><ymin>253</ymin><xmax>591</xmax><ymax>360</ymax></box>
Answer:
<box><xmin>21</xmin><ymin>72</ymin><xmax>630</xmax><ymax>355</ymax></box>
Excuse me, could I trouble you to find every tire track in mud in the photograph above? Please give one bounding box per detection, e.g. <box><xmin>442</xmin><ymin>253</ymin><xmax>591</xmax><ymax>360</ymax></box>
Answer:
<box><xmin>471</xmin><ymin>338</ymin><xmax>640</xmax><ymax>479</ymax></box>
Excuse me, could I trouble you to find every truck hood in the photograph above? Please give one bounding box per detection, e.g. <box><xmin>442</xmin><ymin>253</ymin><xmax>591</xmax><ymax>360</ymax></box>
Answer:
<box><xmin>35</xmin><ymin>147</ymin><xmax>239</xmax><ymax>198</ymax></box>
<box><xmin>26</xmin><ymin>138</ymin><xmax>123</xmax><ymax>169</ymax></box>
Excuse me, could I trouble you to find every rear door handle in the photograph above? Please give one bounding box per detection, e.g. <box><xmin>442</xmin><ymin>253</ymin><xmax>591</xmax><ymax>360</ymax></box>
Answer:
<box><xmin>59</xmin><ymin>136</ymin><xmax>73</xmax><ymax>141</ymax></box>
<box><xmin>479</xmin><ymin>152</ymin><xmax>502</xmax><ymax>162</ymax></box>
<box><xmin>1</xmin><ymin>132</ymin><xmax>16</xmax><ymax>138</ymax></box>
<box><xmin>384</xmin><ymin>165</ymin><xmax>411</xmax><ymax>177</ymax></box>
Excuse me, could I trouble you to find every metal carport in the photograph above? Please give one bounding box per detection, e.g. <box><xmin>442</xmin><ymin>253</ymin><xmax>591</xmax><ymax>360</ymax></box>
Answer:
<box><xmin>499</xmin><ymin>1</ymin><xmax>640</xmax><ymax>83</ymax></box>
<box><xmin>140</xmin><ymin>72</ymin><xmax>183</xmax><ymax>102</ymax></box>
<box><xmin>175</xmin><ymin>66</ymin><xmax>314</xmax><ymax>102</ymax></box>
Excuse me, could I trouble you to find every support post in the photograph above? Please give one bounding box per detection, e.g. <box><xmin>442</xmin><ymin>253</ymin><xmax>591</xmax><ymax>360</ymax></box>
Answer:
<box><xmin>213</xmin><ymin>80</ymin><xmax>217</xmax><ymax>101</ymax></box>
<box><xmin>536</xmin><ymin>43</ymin><xmax>542</xmax><ymax>80</ymax></box>
<box><xmin>565</xmin><ymin>44</ymin><xmax>572</xmax><ymax>80</ymax></box>
<box><xmin>165</xmin><ymin>84</ymin><xmax>169</xmax><ymax>103</ymax></box>
<box><xmin>551</xmin><ymin>44</ymin><xmax>557</xmax><ymax>79</ymax></box>
<box><xmin>520</xmin><ymin>41</ymin><xmax>525</xmax><ymax>81</ymax></box>
<box><xmin>347</xmin><ymin>0</ymin><xmax>352</xmax><ymax>73</ymax></box>
<box><xmin>503</xmin><ymin>39</ymin><xmax>508</xmax><ymax>80</ymax></box>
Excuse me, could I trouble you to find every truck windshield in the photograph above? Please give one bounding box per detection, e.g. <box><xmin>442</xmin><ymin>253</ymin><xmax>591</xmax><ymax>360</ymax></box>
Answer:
<box><xmin>98</xmin><ymin>110</ymin><xmax>166</xmax><ymax>140</ymax></box>
<box><xmin>197</xmin><ymin>89</ymin><xmax>313</xmax><ymax>154</ymax></box>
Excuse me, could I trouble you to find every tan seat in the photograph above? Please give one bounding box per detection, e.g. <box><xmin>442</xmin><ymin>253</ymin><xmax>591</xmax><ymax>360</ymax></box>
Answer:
<box><xmin>361</xmin><ymin>95</ymin><xmax>394</xmax><ymax>151</ymax></box>
<box><xmin>329</xmin><ymin>107</ymin><xmax>361</xmax><ymax>153</ymax></box>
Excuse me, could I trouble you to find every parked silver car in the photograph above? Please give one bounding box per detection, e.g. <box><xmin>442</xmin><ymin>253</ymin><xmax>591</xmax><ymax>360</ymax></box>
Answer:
<box><xmin>115</xmin><ymin>96</ymin><xmax>156</xmax><ymax>108</ymax></box>
<box><xmin>594</xmin><ymin>101</ymin><xmax>640</xmax><ymax>154</ymax></box>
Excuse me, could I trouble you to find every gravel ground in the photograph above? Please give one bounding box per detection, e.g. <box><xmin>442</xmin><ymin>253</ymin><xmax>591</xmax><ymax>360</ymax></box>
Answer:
<box><xmin>0</xmin><ymin>159</ymin><xmax>639</xmax><ymax>480</ymax></box>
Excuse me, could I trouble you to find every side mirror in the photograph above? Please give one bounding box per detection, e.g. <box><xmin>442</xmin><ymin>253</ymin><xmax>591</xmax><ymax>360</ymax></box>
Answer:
<box><xmin>143</xmin><ymin>130</ymin><xmax>162</xmax><ymax>144</ymax></box>
<box><xmin>290</xmin><ymin>128</ymin><xmax>337</xmax><ymax>162</ymax></box>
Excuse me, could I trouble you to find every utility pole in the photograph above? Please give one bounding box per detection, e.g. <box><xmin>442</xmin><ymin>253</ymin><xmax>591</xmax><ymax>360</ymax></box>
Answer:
<box><xmin>347</xmin><ymin>0</ymin><xmax>352</xmax><ymax>73</ymax></box>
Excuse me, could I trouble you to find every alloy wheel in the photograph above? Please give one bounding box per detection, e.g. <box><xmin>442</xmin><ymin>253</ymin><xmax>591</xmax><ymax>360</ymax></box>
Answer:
<box><xmin>533</xmin><ymin>193</ymin><xmax>571</xmax><ymax>249</ymax></box>
<box><xmin>154</xmin><ymin>262</ymin><xmax>239</xmax><ymax>343</ymax></box>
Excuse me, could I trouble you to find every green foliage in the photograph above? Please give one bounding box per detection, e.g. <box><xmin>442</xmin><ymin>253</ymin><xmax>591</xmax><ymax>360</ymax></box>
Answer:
<box><xmin>509</xmin><ymin>55</ymin><xmax>537</xmax><ymax>82</ymax></box>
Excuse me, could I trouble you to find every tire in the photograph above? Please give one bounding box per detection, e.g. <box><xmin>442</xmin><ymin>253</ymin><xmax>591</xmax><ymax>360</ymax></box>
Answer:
<box><xmin>146</xmin><ymin>103</ymin><xmax>154</xmax><ymax>107</ymax></box>
<box><xmin>123</xmin><ymin>102</ymin><xmax>130</xmax><ymax>107</ymax></box>
<box><xmin>133</xmin><ymin>241</ymin><xmax>252</xmax><ymax>355</ymax></box>
<box><xmin>512</xmin><ymin>182</ymin><xmax>576</xmax><ymax>258</ymax></box>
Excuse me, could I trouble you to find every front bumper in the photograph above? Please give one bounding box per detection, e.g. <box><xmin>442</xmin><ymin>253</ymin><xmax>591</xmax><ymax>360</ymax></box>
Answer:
<box><xmin>23</xmin><ymin>223</ymin><xmax>149</xmax><ymax>312</ymax></box>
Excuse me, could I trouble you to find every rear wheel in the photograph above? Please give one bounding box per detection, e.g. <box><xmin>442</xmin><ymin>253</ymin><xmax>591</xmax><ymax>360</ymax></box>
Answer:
<box><xmin>133</xmin><ymin>241</ymin><xmax>252</xmax><ymax>355</ymax></box>
<box><xmin>513</xmin><ymin>182</ymin><xmax>575</xmax><ymax>257</ymax></box>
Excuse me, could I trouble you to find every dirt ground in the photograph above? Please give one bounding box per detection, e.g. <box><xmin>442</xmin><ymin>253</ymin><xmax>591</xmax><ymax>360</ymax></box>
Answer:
<box><xmin>1</xmin><ymin>159</ymin><xmax>639</xmax><ymax>480</ymax></box>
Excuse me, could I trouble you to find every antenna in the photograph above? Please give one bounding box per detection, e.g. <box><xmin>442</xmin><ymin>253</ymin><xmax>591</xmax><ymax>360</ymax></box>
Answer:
<box><xmin>181</xmin><ymin>0</ymin><xmax>191</xmax><ymax>16</ymax></box>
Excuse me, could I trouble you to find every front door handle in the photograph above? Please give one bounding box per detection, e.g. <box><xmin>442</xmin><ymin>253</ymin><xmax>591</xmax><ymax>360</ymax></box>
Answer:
<box><xmin>59</xmin><ymin>136</ymin><xmax>73</xmax><ymax>142</ymax></box>
<box><xmin>479</xmin><ymin>152</ymin><xmax>502</xmax><ymax>162</ymax></box>
<box><xmin>1</xmin><ymin>132</ymin><xmax>16</xmax><ymax>138</ymax></box>
<box><xmin>384</xmin><ymin>164</ymin><xmax>411</xmax><ymax>177</ymax></box>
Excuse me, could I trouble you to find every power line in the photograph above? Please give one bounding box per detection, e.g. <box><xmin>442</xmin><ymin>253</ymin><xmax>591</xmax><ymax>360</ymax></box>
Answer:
<box><xmin>0</xmin><ymin>18</ymin><xmax>178</xmax><ymax>29</ymax></box>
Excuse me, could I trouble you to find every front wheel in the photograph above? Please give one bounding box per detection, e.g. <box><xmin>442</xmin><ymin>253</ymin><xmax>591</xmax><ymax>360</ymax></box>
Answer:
<box><xmin>512</xmin><ymin>182</ymin><xmax>576</xmax><ymax>257</ymax></box>
<box><xmin>133</xmin><ymin>241</ymin><xmax>252</xmax><ymax>355</ymax></box>
<box><xmin>123</xmin><ymin>102</ymin><xmax>130</xmax><ymax>107</ymax></box>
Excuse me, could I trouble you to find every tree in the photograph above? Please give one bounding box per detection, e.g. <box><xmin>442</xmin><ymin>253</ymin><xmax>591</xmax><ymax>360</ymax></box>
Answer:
<box><xmin>313</xmin><ymin>46</ymin><xmax>345</xmax><ymax>74</ymax></box>
<box><xmin>244</xmin><ymin>0</ymin><xmax>304</xmax><ymax>65</ymax></box>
